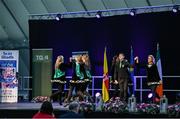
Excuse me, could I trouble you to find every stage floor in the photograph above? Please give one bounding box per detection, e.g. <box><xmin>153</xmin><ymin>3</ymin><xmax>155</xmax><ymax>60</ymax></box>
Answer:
<box><xmin>0</xmin><ymin>102</ymin><xmax>68</xmax><ymax>110</ymax></box>
<box><xmin>0</xmin><ymin>102</ymin><xmax>176</xmax><ymax>118</ymax></box>
<box><xmin>0</xmin><ymin>102</ymin><xmax>69</xmax><ymax>118</ymax></box>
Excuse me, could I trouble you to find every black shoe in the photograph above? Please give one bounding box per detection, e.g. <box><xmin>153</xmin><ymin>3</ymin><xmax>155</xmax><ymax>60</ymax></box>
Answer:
<box><xmin>50</xmin><ymin>97</ymin><xmax>53</xmax><ymax>103</ymax></box>
<box><xmin>89</xmin><ymin>97</ymin><xmax>94</xmax><ymax>103</ymax></box>
<box><xmin>63</xmin><ymin>103</ymin><xmax>69</xmax><ymax>107</ymax></box>
<box><xmin>59</xmin><ymin>101</ymin><xmax>62</xmax><ymax>105</ymax></box>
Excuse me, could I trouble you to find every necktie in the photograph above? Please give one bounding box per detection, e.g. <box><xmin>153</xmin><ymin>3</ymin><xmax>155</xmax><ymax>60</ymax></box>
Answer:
<box><xmin>119</xmin><ymin>61</ymin><xmax>122</xmax><ymax>68</ymax></box>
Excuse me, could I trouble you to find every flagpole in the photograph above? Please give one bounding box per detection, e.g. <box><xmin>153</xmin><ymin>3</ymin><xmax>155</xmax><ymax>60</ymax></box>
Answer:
<box><xmin>102</xmin><ymin>46</ymin><xmax>109</xmax><ymax>102</ymax></box>
<box><xmin>130</xmin><ymin>45</ymin><xmax>135</xmax><ymax>95</ymax></box>
<box><xmin>156</xmin><ymin>43</ymin><xmax>163</xmax><ymax>98</ymax></box>
<box><xmin>157</xmin><ymin>43</ymin><xmax>159</xmax><ymax>51</ymax></box>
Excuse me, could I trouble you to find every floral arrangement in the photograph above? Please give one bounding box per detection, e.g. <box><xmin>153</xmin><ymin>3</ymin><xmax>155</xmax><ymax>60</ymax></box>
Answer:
<box><xmin>136</xmin><ymin>103</ymin><xmax>159</xmax><ymax>114</ymax></box>
<box><xmin>79</xmin><ymin>101</ymin><xmax>94</xmax><ymax>113</ymax></box>
<box><xmin>103</xmin><ymin>97</ymin><xmax>159</xmax><ymax>114</ymax></box>
<box><xmin>31</xmin><ymin>96</ymin><xmax>50</xmax><ymax>103</ymax></box>
<box><xmin>103</xmin><ymin>97</ymin><xmax>128</xmax><ymax>113</ymax></box>
<box><xmin>168</xmin><ymin>103</ymin><xmax>180</xmax><ymax>117</ymax></box>
<box><xmin>29</xmin><ymin>95</ymin><xmax>180</xmax><ymax>117</ymax></box>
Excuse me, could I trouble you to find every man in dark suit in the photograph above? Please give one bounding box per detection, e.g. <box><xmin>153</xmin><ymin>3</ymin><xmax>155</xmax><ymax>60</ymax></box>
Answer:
<box><xmin>110</xmin><ymin>55</ymin><xmax>119</xmax><ymax>98</ymax></box>
<box><xmin>59</xmin><ymin>101</ymin><xmax>84</xmax><ymax>118</ymax></box>
<box><xmin>114</xmin><ymin>53</ymin><xmax>130</xmax><ymax>101</ymax></box>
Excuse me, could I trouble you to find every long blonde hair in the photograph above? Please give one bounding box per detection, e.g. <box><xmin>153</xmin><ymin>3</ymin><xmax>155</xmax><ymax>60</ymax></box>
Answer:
<box><xmin>75</xmin><ymin>55</ymin><xmax>82</xmax><ymax>63</ymax></box>
<box><xmin>55</xmin><ymin>55</ymin><xmax>64</xmax><ymax>69</ymax></box>
<box><xmin>82</xmin><ymin>54</ymin><xmax>91</xmax><ymax>69</ymax></box>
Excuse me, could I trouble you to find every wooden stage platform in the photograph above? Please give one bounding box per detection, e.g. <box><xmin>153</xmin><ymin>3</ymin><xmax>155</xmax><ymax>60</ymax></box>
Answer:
<box><xmin>0</xmin><ymin>102</ymin><xmax>172</xmax><ymax>118</ymax></box>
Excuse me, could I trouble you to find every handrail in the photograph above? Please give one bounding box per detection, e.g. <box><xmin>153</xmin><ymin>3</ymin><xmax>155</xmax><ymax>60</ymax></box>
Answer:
<box><xmin>17</xmin><ymin>75</ymin><xmax>180</xmax><ymax>101</ymax></box>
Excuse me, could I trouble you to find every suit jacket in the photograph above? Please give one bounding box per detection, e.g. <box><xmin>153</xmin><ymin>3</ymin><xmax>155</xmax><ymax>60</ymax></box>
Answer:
<box><xmin>114</xmin><ymin>59</ymin><xmax>130</xmax><ymax>82</ymax></box>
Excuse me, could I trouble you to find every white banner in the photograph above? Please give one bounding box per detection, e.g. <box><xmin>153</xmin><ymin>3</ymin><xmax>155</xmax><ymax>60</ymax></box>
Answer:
<box><xmin>0</xmin><ymin>50</ymin><xmax>19</xmax><ymax>103</ymax></box>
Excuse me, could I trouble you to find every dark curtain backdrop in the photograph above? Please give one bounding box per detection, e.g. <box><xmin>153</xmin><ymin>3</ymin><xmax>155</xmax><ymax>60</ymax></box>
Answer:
<box><xmin>29</xmin><ymin>11</ymin><xmax>180</xmax><ymax>76</ymax></box>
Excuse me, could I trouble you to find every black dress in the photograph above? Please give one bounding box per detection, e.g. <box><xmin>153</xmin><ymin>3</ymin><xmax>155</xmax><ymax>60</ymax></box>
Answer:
<box><xmin>51</xmin><ymin>63</ymin><xmax>67</xmax><ymax>84</ymax></box>
<box><xmin>136</xmin><ymin>62</ymin><xmax>161</xmax><ymax>102</ymax></box>
<box><xmin>50</xmin><ymin>63</ymin><xmax>69</xmax><ymax>104</ymax></box>
<box><xmin>136</xmin><ymin>63</ymin><xmax>161</xmax><ymax>86</ymax></box>
<box><xmin>70</xmin><ymin>61</ymin><xmax>85</xmax><ymax>85</ymax></box>
<box><xmin>66</xmin><ymin>61</ymin><xmax>85</xmax><ymax>102</ymax></box>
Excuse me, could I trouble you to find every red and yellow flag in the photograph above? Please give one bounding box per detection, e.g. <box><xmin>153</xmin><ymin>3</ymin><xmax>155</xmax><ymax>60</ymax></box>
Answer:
<box><xmin>102</xmin><ymin>47</ymin><xmax>109</xmax><ymax>102</ymax></box>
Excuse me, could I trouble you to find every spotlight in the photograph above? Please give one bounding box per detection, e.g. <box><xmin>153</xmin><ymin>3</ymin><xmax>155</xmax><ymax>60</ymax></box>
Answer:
<box><xmin>172</xmin><ymin>5</ymin><xmax>178</xmax><ymax>13</ymax></box>
<box><xmin>95</xmin><ymin>92</ymin><xmax>101</xmax><ymax>97</ymax></box>
<box><xmin>130</xmin><ymin>9</ymin><xmax>136</xmax><ymax>16</ymax></box>
<box><xmin>148</xmin><ymin>93</ymin><xmax>153</xmax><ymax>98</ymax></box>
<box><xmin>55</xmin><ymin>14</ymin><xmax>62</xmax><ymax>21</ymax></box>
<box><xmin>96</xmin><ymin>11</ymin><xmax>102</xmax><ymax>18</ymax></box>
